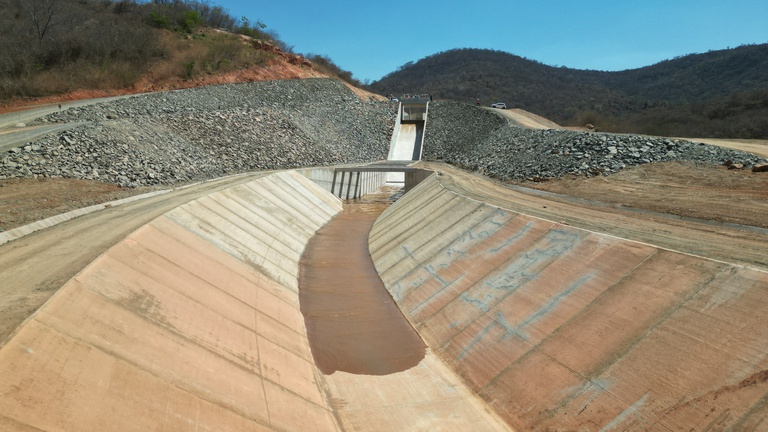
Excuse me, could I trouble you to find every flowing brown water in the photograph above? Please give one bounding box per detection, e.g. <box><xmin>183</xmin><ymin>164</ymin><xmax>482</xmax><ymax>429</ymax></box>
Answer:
<box><xmin>298</xmin><ymin>193</ymin><xmax>426</xmax><ymax>375</ymax></box>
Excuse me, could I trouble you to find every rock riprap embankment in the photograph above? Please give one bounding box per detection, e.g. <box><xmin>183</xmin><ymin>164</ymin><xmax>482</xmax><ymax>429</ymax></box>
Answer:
<box><xmin>424</xmin><ymin>101</ymin><xmax>766</xmax><ymax>180</ymax></box>
<box><xmin>4</xmin><ymin>86</ymin><xmax>766</xmax><ymax>187</ymax></box>
<box><xmin>1</xmin><ymin>79</ymin><xmax>396</xmax><ymax>187</ymax></box>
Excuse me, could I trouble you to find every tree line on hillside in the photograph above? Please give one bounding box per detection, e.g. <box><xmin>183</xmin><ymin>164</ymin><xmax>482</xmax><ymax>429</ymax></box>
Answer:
<box><xmin>0</xmin><ymin>0</ymin><xmax>361</xmax><ymax>101</ymax></box>
<box><xmin>369</xmin><ymin>47</ymin><xmax>768</xmax><ymax>139</ymax></box>
<box><xmin>0</xmin><ymin>0</ymin><xmax>285</xmax><ymax>100</ymax></box>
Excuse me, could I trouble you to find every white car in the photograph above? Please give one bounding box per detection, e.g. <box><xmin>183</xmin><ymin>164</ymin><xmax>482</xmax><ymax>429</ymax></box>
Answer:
<box><xmin>491</xmin><ymin>102</ymin><xmax>507</xmax><ymax>109</ymax></box>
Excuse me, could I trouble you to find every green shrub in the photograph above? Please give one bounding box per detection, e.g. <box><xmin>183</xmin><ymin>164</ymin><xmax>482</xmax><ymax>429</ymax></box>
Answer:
<box><xmin>180</xmin><ymin>10</ymin><xmax>203</xmax><ymax>33</ymax></box>
<box><xmin>149</xmin><ymin>12</ymin><xmax>170</xmax><ymax>29</ymax></box>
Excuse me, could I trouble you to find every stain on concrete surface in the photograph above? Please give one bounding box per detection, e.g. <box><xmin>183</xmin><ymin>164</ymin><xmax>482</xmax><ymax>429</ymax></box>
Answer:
<box><xmin>370</xmin><ymin>175</ymin><xmax>768</xmax><ymax>430</ymax></box>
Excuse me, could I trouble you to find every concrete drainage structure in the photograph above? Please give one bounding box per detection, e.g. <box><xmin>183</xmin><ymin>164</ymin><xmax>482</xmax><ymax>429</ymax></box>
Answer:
<box><xmin>0</xmin><ymin>168</ymin><xmax>767</xmax><ymax>430</ymax></box>
<box><xmin>3</xmin><ymin>77</ymin><xmax>767</xmax><ymax>430</ymax></box>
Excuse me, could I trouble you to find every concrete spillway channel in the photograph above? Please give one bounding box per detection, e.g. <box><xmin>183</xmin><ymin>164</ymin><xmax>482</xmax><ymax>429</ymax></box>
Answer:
<box><xmin>1</xmin><ymin>169</ymin><xmax>767</xmax><ymax>430</ymax></box>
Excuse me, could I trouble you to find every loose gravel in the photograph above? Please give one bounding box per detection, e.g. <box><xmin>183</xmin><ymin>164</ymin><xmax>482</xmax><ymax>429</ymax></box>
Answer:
<box><xmin>424</xmin><ymin>101</ymin><xmax>767</xmax><ymax>180</ymax></box>
<box><xmin>3</xmin><ymin>85</ymin><xmax>765</xmax><ymax>188</ymax></box>
<box><xmin>1</xmin><ymin>78</ymin><xmax>395</xmax><ymax>187</ymax></box>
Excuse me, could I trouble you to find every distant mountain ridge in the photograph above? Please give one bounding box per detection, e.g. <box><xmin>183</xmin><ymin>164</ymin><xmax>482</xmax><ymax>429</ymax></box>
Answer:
<box><xmin>368</xmin><ymin>45</ymin><xmax>768</xmax><ymax>138</ymax></box>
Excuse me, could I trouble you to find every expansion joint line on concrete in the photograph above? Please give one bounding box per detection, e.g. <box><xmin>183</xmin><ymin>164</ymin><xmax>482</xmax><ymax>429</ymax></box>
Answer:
<box><xmin>588</xmin><ymin>260</ymin><xmax>734</xmax><ymax>384</ymax></box>
<box><xmin>250</xmin><ymin>315</ymin><xmax>274</xmax><ymax>428</ymax></box>
<box><xmin>465</xmin><ymin>250</ymin><xmax>665</xmax><ymax>427</ymax></box>
<box><xmin>30</xmin><ymin>314</ymin><xmax>275</xmax><ymax>428</ymax></box>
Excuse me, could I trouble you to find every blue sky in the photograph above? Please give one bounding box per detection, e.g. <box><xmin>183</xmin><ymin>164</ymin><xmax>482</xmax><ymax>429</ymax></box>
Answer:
<box><xmin>213</xmin><ymin>0</ymin><xmax>768</xmax><ymax>82</ymax></box>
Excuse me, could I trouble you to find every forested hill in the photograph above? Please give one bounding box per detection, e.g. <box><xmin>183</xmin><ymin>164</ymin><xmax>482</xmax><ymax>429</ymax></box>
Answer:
<box><xmin>368</xmin><ymin>45</ymin><xmax>768</xmax><ymax>139</ymax></box>
<box><xmin>0</xmin><ymin>0</ymin><xmax>361</xmax><ymax>104</ymax></box>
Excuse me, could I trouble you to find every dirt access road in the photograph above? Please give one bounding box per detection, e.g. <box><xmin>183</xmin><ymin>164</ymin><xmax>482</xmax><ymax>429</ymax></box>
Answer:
<box><xmin>489</xmin><ymin>107</ymin><xmax>561</xmax><ymax>129</ymax></box>
<box><xmin>0</xmin><ymin>96</ymin><xmax>132</xmax><ymax>153</ymax></box>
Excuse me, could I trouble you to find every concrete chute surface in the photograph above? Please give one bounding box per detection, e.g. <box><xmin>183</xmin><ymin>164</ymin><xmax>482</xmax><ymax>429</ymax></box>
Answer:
<box><xmin>0</xmin><ymin>165</ymin><xmax>767</xmax><ymax>430</ymax></box>
<box><xmin>389</xmin><ymin>122</ymin><xmax>424</xmax><ymax>162</ymax></box>
<box><xmin>0</xmin><ymin>171</ymin><xmax>345</xmax><ymax>430</ymax></box>
<box><xmin>369</xmin><ymin>173</ymin><xmax>768</xmax><ymax>430</ymax></box>
<box><xmin>0</xmin><ymin>170</ymin><xmax>510</xmax><ymax>431</ymax></box>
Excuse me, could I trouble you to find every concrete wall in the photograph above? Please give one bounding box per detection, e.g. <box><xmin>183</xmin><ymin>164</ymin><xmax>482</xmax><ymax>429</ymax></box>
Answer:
<box><xmin>369</xmin><ymin>174</ymin><xmax>768</xmax><ymax>431</ymax></box>
<box><xmin>405</xmin><ymin>169</ymin><xmax>433</xmax><ymax>193</ymax></box>
<box><xmin>297</xmin><ymin>167</ymin><xmax>388</xmax><ymax>199</ymax></box>
<box><xmin>417</xmin><ymin>103</ymin><xmax>429</xmax><ymax>161</ymax></box>
<box><xmin>0</xmin><ymin>171</ymin><xmax>343</xmax><ymax>431</ymax></box>
<box><xmin>401</xmin><ymin>104</ymin><xmax>428</xmax><ymax>121</ymax></box>
<box><xmin>388</xmin><ymin>102</ymin><xmax>403</xmax><ymax>154</ymax></box>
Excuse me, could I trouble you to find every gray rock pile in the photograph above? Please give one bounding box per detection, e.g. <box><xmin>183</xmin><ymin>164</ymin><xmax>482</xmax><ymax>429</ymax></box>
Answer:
<box><xmin>1</xmin><ymin>79</ymin><xmax>395</xmax><ymax>187</ymax></box>
<box><xmin>4</xmin><ymin>84</ymin><xmax>765</xmax><ymax>188</ymax></box>
<box><xmin>424</xmin><ymin>101</ymin><xmax>766</xmax><ymax>180</ymax></box>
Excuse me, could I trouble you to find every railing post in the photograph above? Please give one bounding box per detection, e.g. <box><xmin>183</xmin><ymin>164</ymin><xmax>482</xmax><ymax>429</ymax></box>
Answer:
<box><xmin>331</xmin><ymin>170</ymin><xmax>339</xmax><ymax>197</ymax></box>
<box><xmin>355</xmin><ymin>172</ymin><xmax>362</xmax><ymax>199</ymax></box>
<box><xmin>345</xmin><ymin>171</ymin><xmax>353</xmax><ymax>200</ymax></box>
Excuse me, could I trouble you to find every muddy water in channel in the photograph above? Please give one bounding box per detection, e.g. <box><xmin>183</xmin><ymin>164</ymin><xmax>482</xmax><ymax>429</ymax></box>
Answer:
<box><xmin>298</xmin><ymin>192</ymin><xmax>426</xmax><ymax>375</ymax></box>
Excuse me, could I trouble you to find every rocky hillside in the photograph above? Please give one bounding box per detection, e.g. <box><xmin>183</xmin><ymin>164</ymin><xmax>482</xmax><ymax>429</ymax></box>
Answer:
<box><xmin>2</xmin><ymin>79</ymin><xmax>395</xmax><ymax>187</ymax></box>
<box><xmin>424</xmin><ymin>102</ymin><xmax>767</xmax><ymax>181</ymax></box>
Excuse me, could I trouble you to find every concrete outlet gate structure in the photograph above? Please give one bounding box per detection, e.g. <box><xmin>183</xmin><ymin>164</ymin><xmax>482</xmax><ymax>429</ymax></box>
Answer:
<box><xmin>309</xmin><ymin>94</ymin><xmax>433</xmax><ymax>201</ymax></box>
<box><xmin>330</xmin><ymin>164</ymin><xmax>432</xmax><ymax>199</ymax></box>
<box><xmin>386</xmin><ymin>96</ymin><xmax>429</xmax><ymax>185</ymax></box>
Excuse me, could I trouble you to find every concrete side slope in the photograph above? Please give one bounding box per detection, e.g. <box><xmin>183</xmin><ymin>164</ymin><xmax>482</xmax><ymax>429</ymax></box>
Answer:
<box><xmin>0</xmin><ymin>171</ymin><xmax>343</xmax><ymax>431</ymax></box>
<box><xmin>370</xmin><ymin>174</ymin><xmax>768</xmax><ymax>431</ymax></box>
